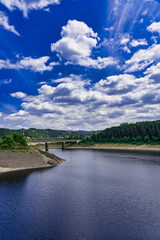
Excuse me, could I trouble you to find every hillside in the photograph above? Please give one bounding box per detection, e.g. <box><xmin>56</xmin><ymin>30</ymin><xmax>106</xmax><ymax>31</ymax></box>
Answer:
<box><xmin>83</xmin><ymin>121</ymin><xmax>160</xmax><ymax>145</ymax></box>
<box><xmin>0</xmin><ymin>128</ymin><xmax>94</xmax><ymax>140</ymax></box>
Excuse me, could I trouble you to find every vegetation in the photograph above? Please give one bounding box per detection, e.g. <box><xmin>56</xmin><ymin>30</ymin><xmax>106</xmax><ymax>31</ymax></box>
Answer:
<box><xmin>0</xmin><ymin>133</ymin><xmax>28</xmax><ymax>151</ymax></box>
<box><xmin>63</xmin><ymin>134</ymin><xmax>84</xmax><ymax>140</ymax></box>
<box><xmin>83</xmin><ymin>120</ymin><xmax>160</xmax><ymax>145</ymax></box>
<box><xmin>0</xmin><ymin>128</ymin><xmax>94</xmax><ymax>140</ymax></box>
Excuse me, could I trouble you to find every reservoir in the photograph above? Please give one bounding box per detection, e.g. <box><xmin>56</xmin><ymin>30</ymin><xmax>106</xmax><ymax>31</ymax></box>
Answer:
<box><xmin>0</xmin><ymin>149</ymin><xmax>160</xmax><ymax>240</ymax></box>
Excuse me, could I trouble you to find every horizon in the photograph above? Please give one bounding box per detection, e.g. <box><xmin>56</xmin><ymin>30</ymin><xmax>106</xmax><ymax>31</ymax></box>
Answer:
<box><xmin>0</xmin><ymin>0</ymin><xmax>160</xmax><ymax>130</ymax></box>
<box><xmin>0</xmin><ymin>119</ymin><xmax>159</xmax><ymax>132</ymax></box>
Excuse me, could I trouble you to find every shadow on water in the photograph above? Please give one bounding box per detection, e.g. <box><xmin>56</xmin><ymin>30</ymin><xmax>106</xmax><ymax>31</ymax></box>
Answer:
<box><xmin>0</xmin><ymin>167</ymin><xmax>52</xmax><ymax>183</ymax></box>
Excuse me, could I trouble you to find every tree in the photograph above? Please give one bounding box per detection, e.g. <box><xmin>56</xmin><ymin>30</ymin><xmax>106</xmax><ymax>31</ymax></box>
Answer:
<box><xmin>0</xmin><ymin>133</ymin><xmax>28</xmax><ymax>150</ymax></box>
<box><xmin>0</xmin><ymin>135</ymin><xmax>14</xmax><ymax>150</ymax></box>
<box><xmin>82</xmin><ymin>120</ymin><xmax>160</xmax><ymax>145</ymax></box>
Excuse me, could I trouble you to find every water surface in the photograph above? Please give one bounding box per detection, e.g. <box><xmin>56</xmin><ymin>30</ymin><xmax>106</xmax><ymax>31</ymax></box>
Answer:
<box><xmin>0</xmin><ymin>149</ymin><xmax>160</xmax><ymax>240</ymax></box>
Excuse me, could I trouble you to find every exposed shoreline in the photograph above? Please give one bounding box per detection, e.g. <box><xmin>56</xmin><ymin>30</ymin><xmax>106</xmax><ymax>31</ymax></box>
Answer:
<box><xmin>34</xmin><ymin>143</ymin><xmax>160</xmax><ymax>154</ymax></box>
<box><xmin>1</xmin><ymin>144</ymin><xmax>159</xmax><ymax>179</ymax></box>
<box><xmin>0</xmin><ymin>149</ymin><xmax>65</xmax><ymax>179</ymax></box>
<box><xmin>65</xmin><ymin>144</ymin><xmax>160</xmax><ymax>154</ymax></box>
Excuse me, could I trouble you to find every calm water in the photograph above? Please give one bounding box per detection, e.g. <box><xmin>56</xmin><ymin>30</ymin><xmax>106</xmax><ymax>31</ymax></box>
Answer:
<box><xmin>0</xmin><ymin>149</ymin><xmax>160</xmax><ymax>240</ymax></box>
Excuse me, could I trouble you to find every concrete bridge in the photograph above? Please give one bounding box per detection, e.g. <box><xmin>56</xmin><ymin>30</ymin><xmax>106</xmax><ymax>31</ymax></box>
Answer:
<box><xmin>28</xmin><ymin>139</ymin><xmax>81</xmax><ymax>151</ymax></box>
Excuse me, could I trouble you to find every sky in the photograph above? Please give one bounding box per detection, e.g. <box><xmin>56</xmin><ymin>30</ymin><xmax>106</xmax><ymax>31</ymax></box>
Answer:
<box><xmin>0</xmin><ymin>0</ymin><xmax>160</xmax><ymax>130</ymax></box>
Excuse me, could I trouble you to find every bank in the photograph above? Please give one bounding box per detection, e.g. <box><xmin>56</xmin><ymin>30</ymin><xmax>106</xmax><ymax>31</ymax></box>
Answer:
<box><xmin>32</xmin><ymin>142</ymin><xmax>160</xmax><ymax>154</ymax></box>
<box><xmin>0</xmin><ymin>149</ymin><xmax>65</xmax><ymax>179</ymax></box>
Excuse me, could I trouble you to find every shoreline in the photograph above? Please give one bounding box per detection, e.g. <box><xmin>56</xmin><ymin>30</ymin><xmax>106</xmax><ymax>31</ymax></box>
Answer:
<box><xmin>0</xmin><ymin>149</ymin><xmax>65</xmax><ymax>179</ymax></box>
<box><xmin>66</xmin><ymin>144</ymin><xmax>160</xmax><ymax>154</ymax></box>
<box><xmin>38</xmin><ymin>143</ymin><xmax>160</xmax><ymax>154</ymax></box>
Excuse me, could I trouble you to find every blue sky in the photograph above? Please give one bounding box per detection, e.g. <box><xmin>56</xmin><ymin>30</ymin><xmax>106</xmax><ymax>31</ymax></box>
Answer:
<box><xmin>0</xmin><ymin>0</ymin><xmax>160</xmax><ymax>130</ymax></box>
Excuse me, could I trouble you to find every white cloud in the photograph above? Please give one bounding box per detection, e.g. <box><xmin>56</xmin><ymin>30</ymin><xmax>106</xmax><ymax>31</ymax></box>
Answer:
<box><xmin>49</xmin><ymin>61</ymin><xmax>60</xmax><ymax>66</ymax></box>
<box><xmin>144</xmin><ymin>62</ymin><xmax>160</xmax><ymax>83</ymax></box>
<box><xmin>0</xmin><ymin>11</ymin><xmax>20</xmax><ymax>36</ymax></box>
<box><xmin>51</xmin><ymin>20</ymin><xmax>116</xmax><ymax>69</ymax></box>
<box><xmin>3</xmin><ymin>72</ymin><xmax>160</xmax><ymax>130</ymax></box>
<box><xmin>123</xmin><ymin>46</ymin><xmax>131</xmax><ymax>53</ymax></box>
<box><xmin>119</xmin><ymin>34</ymin><xmax>148</xmax><ymax>53</ymax></box>
<box><xmin>66</xmin><ymin>56</ymin><xmax>116</xmax><ymax>69</ymax></box>
<box><xmin>130</xmin><ymin>39</ymin><xmax>148</xmax><ymax>47</ymax></box>
<box><xmin>120</xmin><ymin>34</ymin><xmax>130</xmax><ymax>45</ymax></box>
<box><xmin>147</xmin><ymin>22</ymin><xmax>160</xmax><ymax>34</ymax></box>
<box><xmin>51</xmin><ymin>20</ymin><xmax>98</xmax><ymax>60</ymax></box>
<box><xmin>125</xmin><ymin>44</ymin><xmax>160</xmax><ymax>72</ymax></box>
<box><xmin>0</xmin><ymin>0</ymin><xmax>60</xmax><ymax>17</ymax></box>
<box><xmin>19</xmin><ymin>56</ymin><xmax>53</xmax><ymax>72</ymax></box>
<box><xmin>95</xmin><ymin>74</ymin><xmax>138</xmax><ymax>92</ymax></box>
<box><xmin>38</xmin><ymin>84</ymin><xmax>55</xmax><ymax>96</ymax></box>
<box><xmin>0</xmin><ymin>78</ymin><xmax>12</xmax><ymax>84</ymax></box>
<box><xmin>0</xmin><ymin>56</ymin><xmax>56</xmax><ymax>72</ymax></box>
<box><xmin>10</xmin><ymin>92</ymin><xmax>27</xmax><ymax>98</ymax></box>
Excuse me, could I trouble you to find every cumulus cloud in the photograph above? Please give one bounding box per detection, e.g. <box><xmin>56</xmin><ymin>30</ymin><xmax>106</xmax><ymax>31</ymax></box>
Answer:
<box><xmin>10</xmin><ymin>92</ymin><xmax>27</xmax><ymax>98</ymax></box>
<box><xmin>19</xmin><ymin>56</ymin><xmax>53</xmax><ymax>72</ymax></box>
<box><xmin>95</xmin><ymin>74</ymin><xmax>140</xmax><ymax>95</ymax></box>
<box><xmin>38</xmin><ymin>84</ymin><xmax>55</xmax><ymax>96</ymax></box>
<box><xmin>0</xmin><ymin>11</ymin><xmax>20</xmax><ymax>36</ymax></box>
<box><xmin>51</xmin><ymin>20</ymin><xmax>116</xmax><ymax>69</ymax></box>
<box><xmin>51</xmin><ymin>20</ymin><xmax>98</xmax><ymax>60</ymax></box>
<box><xmin>125</xmin><ymin>44</ymin><xmax>160</xmax><ymax>72</ymax></box>
<box><xmin>144</xmin><ymin>62</ymin><xmax>160</xmax><ymax>83</ymax></box>
<box><xmin>0</xmin><ymin>0</ymin><xmax>60</xmax><ymax>17</ymax></box>
<box><xmin>130</xmin><ymin>39</ymin><xmax>148</xmax><ymax>47</ymax></box>
<box><xmin>0</xmin><ymin>56</ymin><xmax>56</xmax><ymax>72</ymax></box>
<box><xmin>4</xmin><ymin>71</ymin><xmax>160</xmax><ymax>130</ymax></box>
<box><xmin>147</xmin><ymin>22</ymin><xmax>160</xmax><ymax>34</ymax></box>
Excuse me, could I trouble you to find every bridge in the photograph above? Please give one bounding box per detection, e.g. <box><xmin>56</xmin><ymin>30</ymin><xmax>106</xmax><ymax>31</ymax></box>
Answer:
<box><xmin>28</xmin><ymin>139</ymin><xmax>81</xmax><ymax>151</ymax></box>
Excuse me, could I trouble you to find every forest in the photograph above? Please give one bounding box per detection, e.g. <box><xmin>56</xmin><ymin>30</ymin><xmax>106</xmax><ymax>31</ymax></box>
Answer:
<box><xmin>0</xmin><ymin>128</ymin><xmax>94</xmax><ymax>140</ymax></box>
<box><xmin>83</xmin><ymin>120</ymin><xmax>160</xmax><ymax>145</ymax></box>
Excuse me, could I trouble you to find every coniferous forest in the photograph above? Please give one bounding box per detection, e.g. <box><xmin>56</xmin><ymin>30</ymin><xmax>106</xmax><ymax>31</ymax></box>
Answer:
<box><xmin>83</xmin><ymin>121</ymin><xmax>160</xmax><ymax>145</ymax></box>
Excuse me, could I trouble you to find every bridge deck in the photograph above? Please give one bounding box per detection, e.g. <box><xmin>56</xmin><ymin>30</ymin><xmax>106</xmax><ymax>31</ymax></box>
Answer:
<box><xmin>28</xmin><ymin>139</ymin><xmax>81</xmax><ymax>143</ymax></box>
<box><xmin>28</xmin><ymin>139</ymin><xmax>81</xmax><ymax>151</ymax></box>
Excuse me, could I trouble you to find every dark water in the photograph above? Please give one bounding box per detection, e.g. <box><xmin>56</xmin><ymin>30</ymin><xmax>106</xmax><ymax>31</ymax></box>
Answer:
<box><xmin>1</xmin><ymin>149</ymin><xmax>160</xmax><ymax>240</ymax></box>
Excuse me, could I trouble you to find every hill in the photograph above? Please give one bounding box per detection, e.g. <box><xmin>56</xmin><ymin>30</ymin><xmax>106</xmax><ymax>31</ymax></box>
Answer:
<box><xmin>0</xmin><ymin>128</ymin><xmax>94</xmax><ymax>140</ymax></box>
<box><xmin>83</xmin><ymin>120</ymin><xmax>160</xmax><ymax>145</ymax></box>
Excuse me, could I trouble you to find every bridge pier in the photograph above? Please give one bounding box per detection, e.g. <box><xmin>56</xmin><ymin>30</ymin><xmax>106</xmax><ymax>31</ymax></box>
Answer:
<box><xmin>45</xmin><ymin>142</ymin><xmax>48</xmax><ymax>152</ymax></box>
<box><xmin>62</xmin><ymin>142</ymin><xmax>65</xmax><ymax>150</ymax></box>
<box><xmin>45</xmin><ymin>141</ymin><xmax>65</xmax><ymax>151</ymax></box>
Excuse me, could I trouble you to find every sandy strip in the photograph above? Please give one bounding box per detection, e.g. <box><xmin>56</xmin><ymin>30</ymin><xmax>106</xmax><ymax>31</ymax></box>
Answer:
<box><xmin>63</xmin><ymin>144</ymin><xmax>160</xmax><ymax>154</ymax></box>
<box><xmin>0</xmin><ymin>167</ymin><xmax>13</xmax><ymax>173</ymax></box>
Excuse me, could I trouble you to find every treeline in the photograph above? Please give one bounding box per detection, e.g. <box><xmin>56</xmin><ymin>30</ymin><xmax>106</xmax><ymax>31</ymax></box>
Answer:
<box><xmin>0</xmin><ymin>133</ymin><xmax>28</xmax><ymax>151</ymax></box>
<box><xmin>0</xmin><ymin>128</ymin><xmax>94</xmax><ymax>140</ymax></box>
<box><xmin>83</xmin><ymin>121</ymin><xmax>160</xmax><ymax>145</ymax></box>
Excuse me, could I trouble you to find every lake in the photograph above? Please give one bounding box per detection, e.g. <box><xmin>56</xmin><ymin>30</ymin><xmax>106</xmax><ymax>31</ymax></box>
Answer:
<box><xmin>0</xmin><ymin>149</ymin><xmax>160</xmax><ymax>240</ymax></box>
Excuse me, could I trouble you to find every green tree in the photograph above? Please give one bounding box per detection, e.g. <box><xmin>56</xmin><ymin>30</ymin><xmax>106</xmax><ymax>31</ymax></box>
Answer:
<box><xmin>0</xmin><ymin>133</ymin><xmax>28</xmax><ymax>150</ymax></box>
